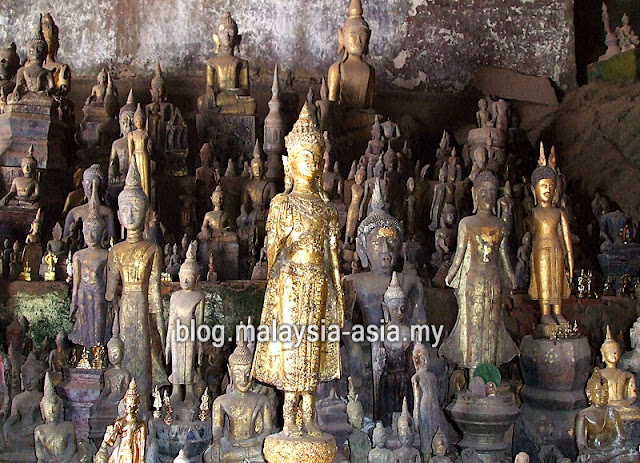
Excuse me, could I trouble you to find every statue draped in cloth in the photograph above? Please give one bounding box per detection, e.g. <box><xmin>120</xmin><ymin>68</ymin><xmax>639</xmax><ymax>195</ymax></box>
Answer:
<box><xmin>251</xmin><ymin>102</ymin><xmax>344</xmax><ymax>437</ymax></box>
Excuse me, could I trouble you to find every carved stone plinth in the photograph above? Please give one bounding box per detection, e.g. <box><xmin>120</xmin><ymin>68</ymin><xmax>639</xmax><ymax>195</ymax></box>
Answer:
<box><xmin>196</xmin><ymin>113</ymin><xmax>255</xmax><ymax>164</ymax></box>
<box><xmin>0</xmin><ymin>96</ymin><xmax>66</xmax><ymax>170</ymax></box>
<box><xmin>514</xmin><ymin>335</ymin><xmax>591</xmax><ymax>462</ymax></box>
<box><xmin>150</xmin><ymin>417</ymin><xmax>212</xmax><ymax>462</ymax></box>
<box><xmin>263</xmin><ymin>432</ymin><xmax>336</xmax><ymax>463</ymax></box>
<box><xmin>447</xmin><ymin>390</ymin><xmax>520</xmax><ymax>463</ymax></box>
<box><xmin>58</xmin><ymin>367</ymin><xmax>103</xmax><ymax>440</ymax></box>
<box><xmin>466</xmin><ymin>127</ymin><xmax>507</xmax><ymax>167</ymax></box>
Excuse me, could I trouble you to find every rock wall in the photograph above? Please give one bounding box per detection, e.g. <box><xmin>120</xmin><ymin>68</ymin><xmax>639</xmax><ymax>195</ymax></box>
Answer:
<box><xmin>1</xmin><ymin>0</ymin><xmax>576</xmax><ymax>92</ymax></box>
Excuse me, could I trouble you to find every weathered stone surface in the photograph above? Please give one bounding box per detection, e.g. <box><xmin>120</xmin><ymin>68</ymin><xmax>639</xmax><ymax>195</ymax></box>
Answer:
<box><xmin>0</xmin><ymin>0</ymin><xmax>576</xmax><ymax>92</ymax></box>
<box><xmin>473</xmin><ymin>66</ymin><xmax>559</xmax><ymax>106</ymax></box>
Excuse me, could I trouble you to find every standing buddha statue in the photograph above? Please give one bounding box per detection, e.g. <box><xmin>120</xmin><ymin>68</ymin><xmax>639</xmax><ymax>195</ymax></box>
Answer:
<box><xmin>40</xmin><ymin>13</ymin><xmax>71</xmax><ymax>94</ymax></box>
<box><xmin>127</xmin><ymin>104</ymin><xmax>152</xmax><ymax>200</ymax></box>
<box><xmin>106</xmin><ymin>156</ymin><xmax>166</xmax><ymax>410</ymax></box>
<box><xmin>197</xmin><ymin>12</ymin><xmax>256</xmax><ymax>115</ymax></box>
<box><xmin>328</xmin><ymin>0</ymin><xmax>375</xmax><ymax>109</ymax></box>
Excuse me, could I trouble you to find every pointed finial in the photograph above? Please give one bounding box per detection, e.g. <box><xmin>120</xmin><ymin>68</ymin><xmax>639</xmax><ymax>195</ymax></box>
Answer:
<box><xmin>124</xmin><ymin>378</ymin><xmax>140</xmax><ymax>404</ymax></box>
<box><xmin>606</xmin><ymin>325</ymin><xmax>613</xmax><ymax>341</ymax></box>
<box><xmin>112</xmin><ymin>310</ymin><xmax>120</xmax><ymax>338</ymax></box>
<box><xmin>320</xmin><ymin>77</ymin><xmax>328</xmax><ymax>99</ymax></box>
<box><xmin>28</xmin><ymin>145</ymin><xmax>35</xmax><ymax>161</ymax></box>
<box><xmin>155</xmin><ymin>61</ymin><xmax>162</xmax><ymax>77</ymax></box>
<box><xmin>126</xmin><ymin>88</ymin><xmax>134</xmax><ymax>105</ymax></box>
<box><xmin>384</xmin><ymin>271</ymin><xmax>406</xmax><ymax>303</ymax></box>
<box><xmin>538</xmin><ymin>141</ymin><xmax>546</xmax><ymax>167</ymax></box>
<box><xmin>348</xmin><ymin>0</ymin><xmax>364</xmax><ymax>18</ymax></box>
<box><xmin>370</xmin><ymin>180</ymin><xmax>384</xmax><ymax>212</ymax></box>
<box><xmin>285</xmin><ymin>102</ymin><xmax>324</xmax><ymax>160</ymax></box>
<box><xmin>271</xmin><ymin>63</ymin><xmax>280</xmax><ymax>97</ymax></box>
<box><xmin>125</xmin><ymin>154</ymin><xmax>142</xmax><ymax>190</ymax></box>
<box><xmin>548</xmin><ymin>145</ymin><xmax>557</xmax><ymax>170</ymax></box>
<box><xmin>253</xmin><ymin>139</ymin><xmax>263</xmax><ymax>160</ymax></box>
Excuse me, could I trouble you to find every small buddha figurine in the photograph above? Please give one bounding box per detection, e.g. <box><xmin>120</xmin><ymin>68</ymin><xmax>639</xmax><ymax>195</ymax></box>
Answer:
<box><xmin>69</xmin><ymin>180</ymin><xmax>109</xmax><ymax>350</ymax></box>
<box><xmin>440</xmin><ymin>170</ymin><xmax>518</xmax><ymax>374</ymax></box>
<box><xmin>106</xmin><ymin>156</ymin><xmax>166</xmax><ymax>411</ymax></box>
<box><xmin>224</xmin><ymin>158</ymin><xmax>237</xmax><ymax>177</ymax></box>
<box><xmin>432</xmin><ymin>203</ymin><xmax>457</xmax><ymax>268</ymax></box>
<box><xmin>47</xmin><ymin>331</ymin><xmax>69</xmax><ymax>387</ymax></box>
<box><xmin>199</xmin><ymin>186</ymin><xmax>232</xmax><ymax>241</ymax></box>
<box><xmin>95</xmin><ymin>379</ymin><xmax>147</xmax><ymax>463</ymax></box>
<box><xmin>34</xmin><ymin>372</ymin><xmax>83</xmax><ymax>463</ymax></box>
<box><xmin>64</xmin><ymin>164</ymin><xmax>115</xmax><ymax>244</ymax></box>
<box><xmin>476</xmin><ymin>98</ymin><xmax>493</xmax><ymax>128</ymax></box>
<box><xmin>203</xmin><ymin>337</ymin><xmax>272</xmax><ymax>463</ymax></box>
<box><xmin>85</xmin><ymin>68</ymin><xmax>108</xmax><ymax>106</ymax></box>
<box><xmin>394</xmin><ymin>398</ymin><xmax>421</xmax><ymax>463</ymax></box>
<box><xmin>575</xmin><ymin>368</ymin><xmax>639</xmax><ymax>463</ymax></box>
<box><xmin>90</xmin><ymin>311</ymin><xmax>131</xmax><ymax>419</ymax></box>
<box><xmin>529</xmin><ymin>144</ymin><xmax>573</xmax><ymax>326</ymax></box>
<box><xmin>166</xmin><ymin>241</ymin><xmax>205</xmax><ymax>404</ymax></box>
<box><xmin>127</xmin><ymin>103</ymin><xmax>152</xmax><ymax>200</ymax></box>
<box><xmin>8</xmin><ymin>17</ymin><xmax>55</xmax><ymax>103</ymax></box>
<box><xmin>617</xmin><ymin>13</ymin><xmax>639</xmax><ymax>53</ymax></box>
<box><xmin>242</xmin><ymin>142</ymin><xmax>276</xmax><ymax>237</ymax></box>
<box><xmin>493</xmin><ymin>99</ymin><xmax>510</xmax><ymax>131</ymax></box>
<box><xmin>367</xmin><ymin>422</ymin><xmax>394</xmax><ymax>463</ymax></box>
<box><xmin>322</xmin><ymin>133</ymin><xmax>344</xmax><ymax>201</ymax></box>
<box><xmin>429</xmin><ymin>164</ymin><xmax>448</xmax><ymax>232</ymax></box>
<box><xmin>62</xmin><ymin>168</ymin><xmax>84</xmax><ymax>215</ymax></box>
<box><xmin>40</xmin><ymin>13</ymin><xmax>71</xmax><ymax>94</ymax></box>
<box><xmin>0</xmin><ymin>145</ymin><xmax>40</xmax><ymax>208</ymax></box>
<box><xmin>315</xmin><ymin>77</ymin><xmax>334</xmax><ymax>134</ymax></box>
<box><xmin>600</xmin><ymin>325</ymin><xmax>640</xmax><ymax>420</ymax></box>
<box><xmin>345</xmin><ymin>167</ymin><xmax>366</xmax><ymax>245</ymax></box>
<box><xmin>363</xmin><ymin>115</ymin><xmax>385</xmax><ymax>172</ymax></box>
<box><xmin>515</xmin><ymin>232</ymin><xmax>532</xmax><ymax>290</ymax></box>
<box><xmin>362</xmin><ymin>158</ymin><xmax>388</xmax><ymax>216</ymax></box>
<box><xmin>145</xmin><ymin>63</ymin><xmax>187</xmax><ymax>152</ymax></box>
<box><xmin>403</xmin><ymin>177</ymin><xmax>417</xmax><ymax>239</ymax></box>
<box><xmin>428</xmin><ymin>428</ymin><xmax>452</xmax><ymax>462</ymax></box>
<box><xmin>196</xmin><ymin>143</ymin><xmax>219</xmax><ymax>210</ymax></box>
<box><xmin>108</xmin><ymin>89</ymin><xmax>136</xmax><ymax>189</ymax></box>
<box><xmin>328</xmin><ymin>0</ymin><xmax>375</xmax><ymax>110</ymax></box>
<box><xmin>3</xmin><ymin>352</ymin><xmax>47</xmax><ymax>444</ymax></box>
<box><xmin>346</xmin><ymin>379</ymin><xmax>371</xmax><ymax>463</ymax></box>
<box><xmin>197</xmin><ymin>11</ymin><xmax>256</xmax><ymax>115</ymax></box>
<box><xmin>497</xmin><ymin>180</ymin><xmax>515</xmax><ymax>240</ymax></box>
<box><xmin>0</xmin><ymin>42</ymin><xmax>20</xmax><ymax>100</ymax></box>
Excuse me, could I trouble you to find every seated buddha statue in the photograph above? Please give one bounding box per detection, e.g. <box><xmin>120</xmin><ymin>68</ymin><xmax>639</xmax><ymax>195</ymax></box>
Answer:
<box><xmin>0</xmin><ymin>42</ymin><xmax>20</xmax><ymax>102</ymax></box>
<box><xmin>197</xmin><ymin>12</ymin><xmax>256</xmax><ymax>116</ymax></box>
<box><xmin>242</xmin><ymin>143</ymin><xmax>276</xmax><ymax>240</ymax></box>
<box><xmin>600</xmin><ymin>326</ymin><xmax>640</xmax><ymax>420</ymax></box>
<box><xmin>8</xmin><ymin>18</ymin><xmax>55</xmax><ymax>104</ymax></box>
<box><xmin>576</xmin><ymin>368</ymin><xmax>640</xmax><ymax>463</ymax></box>
<box><xmin>327</xmin><ymin>0</ymin><xmax>375</xmax><ymax>110</ymax></box>
<box><xmin>0</xmin><ymin>146</ymin><xmax>40</xmax><ymax>209</ymax></box>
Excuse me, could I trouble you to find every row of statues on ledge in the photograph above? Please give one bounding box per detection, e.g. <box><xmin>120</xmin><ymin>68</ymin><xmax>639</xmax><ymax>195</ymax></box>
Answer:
<box><xmin>599</xmin><ymin>3</ymin><xmax>640</xmax><ymax>61</ymax></box>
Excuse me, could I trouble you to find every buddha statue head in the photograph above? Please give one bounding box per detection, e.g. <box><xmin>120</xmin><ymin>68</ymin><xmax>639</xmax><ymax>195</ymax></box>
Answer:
<box><xmin>432</xmin><ymin>427</ymin><xmax>448</xmax><ymax>457</ymax></box>
<box><xmin>123</xmin><ymin>378</ymin><xmax>141</xmax><ymax>415</ymax></box>
<box><xmin>200</xmin><ymin>143</ymin><xmax>213</xmax><ymax>166</ymax></box>
<box><xmin>107</xmin><ymin>311</ymin><xmax>124</xmax><ymax>367</ymax></box>
<box><xmin>382</xmin><ymin>272</ymin><xmax>406</xmax><ymax>324</ymax></box>
<box><xmin>355</xmin><ymin>166</ymin><xmax>366</xmax><ymax>185</ymax></box>
<box><xmin>251</xmin><ymin>141</ymin><xmax>265</xmax><ymax>179</ymax></box>
<box><xmin>40</xmin><ymin>372</ymin><xmax>63</xmax><ymax>423</ymax></box>
<box><xmin>441</xmin><ymin>203</ymin><xmax>456</xmax><ymax>229</ymax></box>
<box><xmin>601</xmin><ymin>325</ymin><xmax>621</xmax><ymax>368</ymax></box>
<box><xmin>133</xmin><ymin>103</ymin><xmax>145</xmax><ymax>130</ymax></box>
<box><xmin>22</xmin><ymin>352</ymin><xmax>47</xmax><ymax>392</ymax></box>
<box><xmin>285</xmin><ymin>103</ymin><xmax>325</xmax><ymax>186</ymax></box>
<box><xmin>22</xmin><ymin>145</ymin><xmax>37</xmax><ymax>177</ymax></box>
<box><xmin>150</xmin><ymin>62</ymin><xmax>166</xmax><ymax>102</ymax></box>
<box><xmin>96</xmin><ymin>68</ymin><xmax>107</xmax><ymax>86</ymax></box>
<box><xmin>397</xmin><ymin>397</ymin><xmax>413</xmax><ymax>447</ymax></box>
<box><xmin>472</xmin><ymin>170</ymin><xmax>498</xmax><ymax>214</ymax></box>
<box><xmin>40</xmin><ymin>13</ymin><xmax>59</xmax><ymax>61</ymax></box>
<box><xmin>228</xmin><ymin>337</ymin><xmax>253</xmax><ymax>393</ymax></box>
<box><xmin>83</xmin><ymin>179</ymin><xmax>106</xmax><ymax>246</ymax></box>
<box><xmin>119</xmin><ymin>89</ymin><xmax>136</xmax><ymax>136</ymax></box>
<box><xmin>338</xmin><ymin>0</ymin><xmax>371</xmax><ymax>60</ymax></box>
<box><xmin>406</xmin><ymin>177</ymin><xmax>415</xmax><ymax>194</ymax></box>
<box><xmin>211</xmin><ymin>185</ymin><xmax>224</xmax><ymax>210</ymax></box>
<box><xmin>372</xmin><ymin>421</ymin><xmax>387</xmax><ymax>448</ymax></box>
<box><xmin>346</xmin><ymin>385</ymin><xmax>364</xmax><ymax>429</ymax></box>
<box><xmin>179</xmin><ymin>241</ymin><xmax>199</xmax><ymax>291</ymax></box>
<box><xmin>412</xmin><ymin>342</ymin><xmax>429</xmax><ymax>371</ymax></box>
<box><xmin>0</xmin><ymin>42</ymin><xmax>19</xmax><ymax>81</ymax></box>
<box><xmin>586</xmin><ymin>367</ymin><xmax>609</xmax><ymax>407</ymax></box>
<box><xmin>82</xmin><ymin>164</ymin><xmax>104</xmax><ymax>201</ymax></box>
<box><xmin>356</xmin><ymin>184</ymin><xmax>403</xmax><ymax>275</ymax></box>
<box><xmin>503</xmin><ymin>180</ymin><xmax>512</xmax><ymax>197</ymax></box>
<box><xmin>532</xmin><ymin>143</ymin><xmax>557</xmax><ymax>206</ymax></box>
<box><xmin>27</xmin><ymin>17</ymin><xmax>48</xmax><ymax>65</ymax></box>
<box><xmin>118</xmin><ymin>156</ymin><xmax>149</xmax><ymax>233</ymax></box>
<box><xmin>214</xmin><ymin>12</ymin><xmax>241</xmax><ymax>55</ymax></box>
<box><xmin>371</xmin><ymin>114</ymin><xmax>381</xmax><ymax>140</ymax></box>
<box><xmin>514</xmin><ymin>452</ymin><xmax>530</xmax><ymax>463</ymax></box>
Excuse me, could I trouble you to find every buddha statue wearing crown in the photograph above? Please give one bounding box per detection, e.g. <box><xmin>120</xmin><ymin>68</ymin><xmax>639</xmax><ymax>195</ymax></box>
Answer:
<box><xmin>106</xmin><ymin>156</ymin><xmax>166</xmax><ymax>411</ymax></box>
<box><xmin>251</xmin><ymin>103</ymin><xmax>344</xmax><ymax>437</ymax></box>
<box><xmin>8</xmin><ymin>17</ymin><xmax>55</xmax><ymax>104</ymax></box>
<box><xmin>327</xmin><ymin>0</ymin><xmax>375</xmax><ymax>110</ymax></box>
<box><xmin>197</xmin><ymin>12</ymin><xmax>256</xmax><ymax>116</ymax></box>
<box><xmin>0</xmin><ymin>145</ymin><xmax>40</xmax><ymax>209</ymax></box>
<box><xmin>95</xmin><ymin>379</ymin><xmax>147</xmax><ymax>463</ymax></box>
<box><xmin>204</xmin><ymin>337</ymin><xmax>272</xmax><ymax>463</ymax></box>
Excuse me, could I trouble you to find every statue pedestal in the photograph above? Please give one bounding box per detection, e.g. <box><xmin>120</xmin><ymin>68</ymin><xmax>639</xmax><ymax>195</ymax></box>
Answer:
<box><xmin>466</xmin><ymin>127</ymin><xmax>508</xmax><ymax>167</ymax></box>
<box><xmin>150</xmin><ymin>417</ymin><xmax>212</xmax><ymax>462</ymax></box>
<box><xmin>588</xmin><ymin>48</ymin><xmax>640</xmax><ymax>85</ymax></box>
<box><xmin>196</xmin><ymin>113</ymin><xmax>255</xmax><ymax>164</ymax></box>
<box><xmin>447</xmin><ymin>390</ymin><xmax>520</xmax><ymax>463</ymax></box>
<box><xmin>263</xmin><ymin>432</ymin><xmax>337</xmax><ymax>463</ymax></box>
<box><xmin>58</xmin><ymin>367</ymin><xmax>103</xmax><ymax>440</ymax></box>
<box><xmin>0</xmin><ymin>95</ymin><xmax>66</xmax><ymax>170</ymax></box>
<box><xmin>598</xmin><ymin>244</ymin><xmax>640</xmax><ymax>278</ymax></box>
<box><xmin>514</xmin><ymin>335</ymin><xmax>591</xmax><ymax>462</ymax></box>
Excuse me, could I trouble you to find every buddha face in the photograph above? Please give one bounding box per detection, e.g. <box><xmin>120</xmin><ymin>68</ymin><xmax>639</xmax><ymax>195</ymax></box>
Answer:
<box><xmin>231</xmin><ymin>362</ymin><xmax>252</xmax><ymax>393</ymax></box>
<box><xmin>41</xmin><ymin>400</ymin><xmax>62</xmax><ymax>424</ymax></box>
<box><xmin>406</xmin><ymin>177</ymin><xmax>414</xmax><ymax>193</ymax></box>
<box><xmin>108</xmin><ymin>342</ymin><xmax>123</xmax><ymax>366</ymax></box>
<box><xmin>347</xmin><ymin>406</ymin><xmax>363</xmax><ymax>429</ymax></box>
<box><xmin>591</xmin><ymin>378</ymin><xmax>609</xmax><ymax>406</ymax></box>
<box><xmin>372</xmin><ymin>426</ymin><xmax>386</xmax><ymax>448</ymax></box>
<box><xmin>383</xmin><ymin>299</ymin><xmax>405</xmax><ymax>324</ymax></box>
<box><xmin>120</xmin><ymin>113</ymin><xmax>133</xmax><ymax>136</ymax></box>
<box><xmin>251</xmin><ymin>159</ymin><xmax>264</xmax><ymax>179</ymax></box>
<box><xmin>366</xmin><ymin>226</ymin><xmax>401</xmax><ymax>276</ymax></box>
<box><xmin>0</xmin><ymin>49</ymin><xmax>15</xmax><ymax>80</ymax></box>
<box><xmin>344</xmin><ymin>24</ymin><xmax>369</xmax><ymax>57</ymax></box>
<box><xmin>602</xmin><ymin>343</ymin><xmax>621</xmax><ymax>365</ymax></box>
<box><xmin>412</xmin><ymin>350</ymin><xmax>427</xmax><ymax>370</ymax></box>
<box><xmin>179</xmin><ymin>269</ymin><xmax>197</xmax><ymax>291</ymax></box>
<box><xmin>83</xmin><ymin>223</ymin><xmax>103</xmax><ymax>247</ymax></box>
<box><xmin>443</xmin><ymin>207</ymin><xmax>456</xmax><ymax>227</ymax></box>
<box><xmin>27</xmin><ymin>40</ymin><xmax>47</xmax><ymax>63</ymax></box>
<box><xmin>355</xmin><ymin>169</ymin><xmax>366</xmax><ymax>185</ymax></box>
<box><xmin>398</xmin><ymin>424</ymin><xmax>412</xmax><ymax>446</ymax></box>
<box><xmin>82</xmin><ymin>174</ymin><xmax>100</xmax><ymax>200</ymax></box>
<box><xmin>22</xmin><ymin>159</ymin><xmax>36</xmax><ymax>177</ymax></box>
<box><xmin>119</xmin><ymin>200</ymin><xmax>148</xmax><ymax>231</ymax></box>
<box><xmin>473</xmin><ymin>180</ymin><xmax>498</xmax><ymax>213</ymax></box>
<box><xmin>133</xmin><ymin>113</ymin><xmax>145</xmax><ymax>130</ymax></box>
<box><xmin>216</xmin><ymin>22</ymin><xmax>238</xmax><ymax>50</ymax></box>
<box><xmin>22</xmin><ymin>370</ymin><xmax>40</xmax><ymax>391</ymax></box>
<box><xmin>535</xmin><ymin>178</ymin><xmax>555</xmax><ymax>206</ymax></box>
<box><xmin>41</xmin><ymin>16</ymin><xmax>55</xmax><ymax>44</ymax></box>
<box><xmin>290</xmin><ymin>149</ymin><xmax>321</xmax><ymax>183</ymax></box>
<box><xmin>125</xmin><ymin>397</ymin><xmax>139</xmax><ymax>415</ymax></box>
<box><xmin>433</xmin><ymin>439</ymin><xmax>446</xmax><ymax>456</ymax></box>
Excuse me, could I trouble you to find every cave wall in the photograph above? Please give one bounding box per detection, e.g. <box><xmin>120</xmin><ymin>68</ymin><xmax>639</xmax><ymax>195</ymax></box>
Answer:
<box><xmin>1</xmin><ymin>0</ymin><xmax>576</xmax><ymax>92</ymax></box>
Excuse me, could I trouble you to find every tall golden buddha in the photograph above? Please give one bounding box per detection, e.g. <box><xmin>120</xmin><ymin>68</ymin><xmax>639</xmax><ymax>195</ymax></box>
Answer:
<box><xmin>327</xmin><ymin>0</ymin><xmax>375</xmax><ymax>110</ymax></box>
<box><xmin>197</xmin><ymin>12</ymin><xmax>256</xmax><ymax>115</ymax></box>
<box><xmin>252</xmin><ymin>103</ymin><xmax>344</xmax><ymax>441</ymax></box>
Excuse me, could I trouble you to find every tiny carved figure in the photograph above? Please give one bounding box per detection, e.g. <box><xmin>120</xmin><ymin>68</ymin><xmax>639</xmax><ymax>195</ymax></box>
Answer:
<box><xmin>429</xmin><ymin>428</ymin><xmax>453</xmax><ymax>462</ymax></box>
<box><xmin>345</xmin><ymin>167</ymin><xmax>366</xmax><ymax>245</ymax></box>
<box><xmin>515</xmin><ymin>232</ymin><xmax>532</xmax><ymax>290</ymax></box>
<box><xmin>600</xmin><ymin>326</ymin><xmax>640</xmax><ymax>420</ymax></box>
<box><xmin>393</xmin><ymin>398</ymin><xmax>421</xmax><ymax>463</ymax></box>
<box><xmin>0</xmin><ymin>146</ymin><xmax>40</xmax><ymax>208</ymax></box>
<box><xmin>476</xmin><ymin>98</ymin><xmax>493</xmax><ymax>128</ymax></box>
<box><xmin>367</xmin><ymin>422</ymin><xmax>394</xmax><ymax>463</ymax></box>
<box><xmin>617</xmin><ymin>13</ymin><xmax>640</xmax><ymax>52</ymax></box>
<box><xmin>346</xmin><ymin>379</ymin><xmax>370</xmax><ymax>463</ymax></box>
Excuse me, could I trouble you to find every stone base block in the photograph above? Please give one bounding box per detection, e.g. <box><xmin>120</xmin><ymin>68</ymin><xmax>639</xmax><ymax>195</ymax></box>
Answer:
<box><xmin>263</xmin><ymin>432</ymin><xmax>337</xmax><ymax>463</ymax></box>
<box><xmin>196</xmin><ymin>113</ymin><xmax>255</xmax><ymax>164</ymax></box>
<box><xmin>588</xmin><ymin>48</ymin><xmax>640</xmax><ymax>86</ymax></box>
<box><xmin>58</xmin><ymin>367</ymin><xmax>104</xmax><ymax>440</ymax></box>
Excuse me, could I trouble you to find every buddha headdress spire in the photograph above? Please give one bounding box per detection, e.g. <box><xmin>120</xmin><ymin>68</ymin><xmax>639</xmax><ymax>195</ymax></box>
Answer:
<box><xmin>285</xmin><ymin>102</ymin><xmax>324</xmax><ymax>162</ymax></box>
<box><xmin>119</xmin><ymin>155</ymin><xmax>148</xmax><ymax>205</ymax></box>
<box><xmin>124</xmin><ymin>378</ymin><xmax>140</xmax><ymax>407</ymax></box>
<box><xmin>532</xmin><ymin>141</ymin><xmax>557</xmax><ymax>186</ymax></box>
<box><xmin>384</xmin><ymin>271</ymin><xmax>406</xmax><ymax>304</ymax></box>
<box><xmin>29</xmin><ymin>14</ymin><xmax>48</xmax><ymax>56</ymax></box>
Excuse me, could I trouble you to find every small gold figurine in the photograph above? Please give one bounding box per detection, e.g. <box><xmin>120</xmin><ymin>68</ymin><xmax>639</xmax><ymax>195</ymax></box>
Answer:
<box><xmin>17</xmin><ymin>260</ymin><xmax>32</xmax><ymax>281</ymax></box>
<box><xmin>199</xmin><ymin>387</ymin><xmax>210</xmax><ymax>422</ymax></box>
<box><xmin>600</xmin><ymin>326</ymin><xmax>640</xmax><ymax>420</ymax></box>
<box><xmin>91</xmin><ymin>344</ymin><xmax>106</xmax><ymax>370</ymax></box>
<box><xmin>76</xmin><ymin>348</ymin><xmax>91</xmax><ymax>369</ymax></box>
<box><xmin>153</xmin><ymin>386</ymin><xmax>162</xmax><ymax>419</ymax></box>
<box><xmin>163</xmin><ymin>390</ymin><xmax>173</xmax><ymax>425</ymax></box>
<box><xmin>43</xmin><ymin>252</ymin><xmax>57</xmax><ymax>281</ymax></box>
